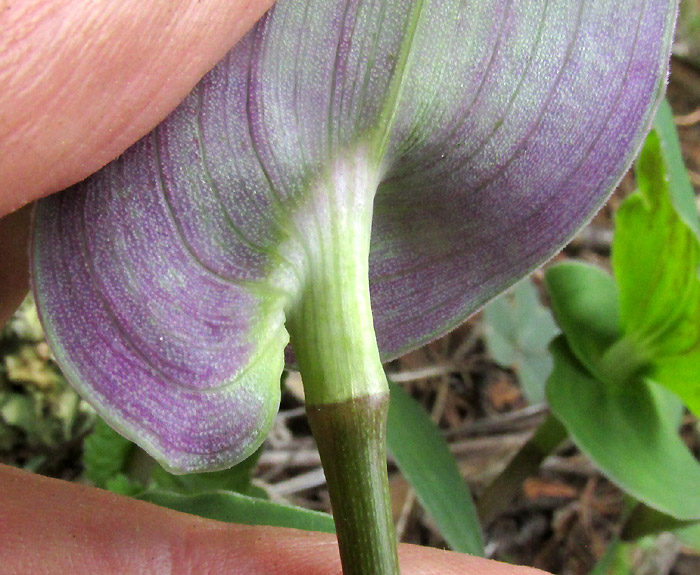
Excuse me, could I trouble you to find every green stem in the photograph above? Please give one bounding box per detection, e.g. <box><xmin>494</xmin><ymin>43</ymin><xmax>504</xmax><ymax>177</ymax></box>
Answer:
<box><xmin>598</xmin><ymin>336</ymin><xmax>652</xmax><ymax>386</ymax></box>
<box><xmin>285</xmin><ymin>148</ymin><xmax>399</xmax><ymax>574</ymax></box>
<box><xmin>308</xmin><ymin>394</ymin><xmax>399</xmax><ymax>575</ymax></box>
<box><xmin>477</xmin><ymin>413</ymin><xmax>568</xmax><ymax>525</ymax></box>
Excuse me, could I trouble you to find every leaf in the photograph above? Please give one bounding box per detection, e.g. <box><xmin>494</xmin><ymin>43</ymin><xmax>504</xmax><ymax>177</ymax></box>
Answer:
<box><xmin>674</xmin><ymin>521</ymin><xmax>700</xmax><ymax>552</ymax></box>
<box><xmin>653</xmin><ymin>99</ymin><xmax>700</xmax><ymax>242</ymax></box>
<box><xmin>32</xmin><ymin>0</ymin><xmax>677</xmax><ymax>472</ymax></box>
<box><xmin>150</xmin><ymin>444</ymin><xmax>266</xmax><ymax>497</ymax></box>
<box><xmin>621</xmin><ymin>503</ymin><xmax>699</xmax><ymax>541</ymax></box>
<box><xmin>649</xmin><ymin>353</ymin><xmax>700</xmax><ymax>417</ymax></box>
<box><xmin>612</xmin><ymin>118</ymin><xmax>700</xmax><ymax>414</ymax></box>
<box><xmin>0</xmin><ymin>389</ymin><xmax>82</xmax><ymax>448</ymax></box>
<box><xmin>0</xmin><ymin>420</ymin><xmax>17</xmax><ymax>451</ymax></box>
<box><xmin>83</xmin><ymin>417</ymin><xmax>137</xmax><ymax>489</ymax></box>
<box><xmin>544</xmin><ymin>262</ymin><xmax>621</xmax><ymax>379</ymax></box>
<box><xmin>675</xmin><ymin>0</ymin><xmax>700</xmax><ymax>68</ymax></box>
<box><xmin>84</xmin><ymin>416</ymin><xmax>267</xmax><ymax>497</ymax></box>
<box><xmin>589</xmin><ymin>538</ymin><xmax>634</xmax><ymax>575</ymax></box>
<box><xmin>105</xmin><ymin>474</ymin><xmax>146</xmax><ymax>497</ymax></box>
<box><xmin>547</xmin><ymin>336</ymin><xmax>700</xmax><ymax>520</ymax></box>
<box><xmin>482</xmin><ymin>278</ymin><xmax>559</xmax><ymax>404</ymax></box>
<box><xmin>477</xmin><ymin>413</ymin><xmax>568</xmax><ymax>525</ymax></box>
<box><xmin>139</xmin><ymin>490</ymin><xmax>335</xmax><ymax>533</ymax></box>
<box><xmin>590</xmin><ymin>536</ymin><xmax>666</xmax><ymax>575</ymax></box>
<box><xmin>613</xmin><ymin>131</ymin><xmax>700</xmax><ymax>358</ymax></box>
<box><xmin>386</xmin><ymin>382</ymin><xmax>483</xmax><ymax>555</ymax></box>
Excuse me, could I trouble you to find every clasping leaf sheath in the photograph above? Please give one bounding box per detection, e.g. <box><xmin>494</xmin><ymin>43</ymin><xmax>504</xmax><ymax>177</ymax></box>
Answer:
<box><xmin>33</xmin><ymin>0</ymin><xmax>676</xmax><ymax>480</ymax></box>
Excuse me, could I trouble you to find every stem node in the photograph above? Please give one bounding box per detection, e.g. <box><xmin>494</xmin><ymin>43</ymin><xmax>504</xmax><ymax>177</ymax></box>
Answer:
<box><xmin>308</xmin><ymin>393</ymin><xmax>400</xmax><ymax>575</ymax></box>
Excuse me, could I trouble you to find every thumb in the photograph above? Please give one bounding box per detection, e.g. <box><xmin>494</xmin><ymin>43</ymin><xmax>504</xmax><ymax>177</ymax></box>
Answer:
<box><xmin>0</xmin><ymin>0</ymin><xmax>274</xmax><ymax>324</ymax></box>
<box><xmin>0</xmin><ymin>464</ymin><xmax>545</xmax><ymax>575</ymax></box>
<box><xmin>0</xmin><ymin>0</ymin><xmax>275</xmax><ymax>216</ymax></box>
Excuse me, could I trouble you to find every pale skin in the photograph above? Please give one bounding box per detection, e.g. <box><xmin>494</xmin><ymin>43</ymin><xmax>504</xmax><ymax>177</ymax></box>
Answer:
<box><xmin>0</xmin><ymin>2</ymin><xmax>546</xmax><ymax>573</ymax></box>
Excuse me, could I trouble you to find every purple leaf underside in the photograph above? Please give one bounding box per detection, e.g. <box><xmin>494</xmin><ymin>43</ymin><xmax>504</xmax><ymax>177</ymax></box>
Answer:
<box><xmin>32</xmin><ymin>0</ymin><xmax>677</xmax><ymax>472</ymax></box>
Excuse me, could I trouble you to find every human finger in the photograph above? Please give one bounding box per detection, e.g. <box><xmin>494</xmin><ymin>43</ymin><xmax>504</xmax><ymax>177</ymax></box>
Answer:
<box><xmin>0</xmin><ymin>464</ymin><xmax>545</xmax><ymax>575</ymax></box>
<box><xmin>0</xmin><ymin>0</ymin><xmax>275</xmax><ymax>217</ymax></box>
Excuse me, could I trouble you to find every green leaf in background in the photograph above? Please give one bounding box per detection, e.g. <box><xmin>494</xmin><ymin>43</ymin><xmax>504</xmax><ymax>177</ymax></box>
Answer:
<box><xmin>138</xmin><ymin>490</ymin><xmax>335</xmax><ymax>533</ymax></box>
<box><xmin>83</xmin><ymin>417</ymin><xmax>137</xmax><ymax>489</ymax></box>
<box><xmin>675</xmin><ymin>521</ymin><xmax>700</xmax><ymax>552</ymax></box>
<box><xmin>613</xmin><ymin>129</ymin><xmax>700</xmax><ymax>359</ymax></box>
<box><xmin>150</xmin><ymin>444</ymin><xmax>267</xmax><ymax>499</ymax></box>
<box><xmin>482</xmin><ymin>279</ymin><xmax>559</xmax><ymax>404</ymax></box>
<box><xmin>653</xmin><ymin>100</ymin><xmax>700</xmax><ymax>241</ymax></box>
<box><xmin>589</xmin><ymin>538</ymin><xmax>635</xmax><ymax>575</ymax></box>
<box><xmin>104</xmin><ymin>473</ymin><xmax>146</xmax><ymax>497</ymax></box>
<box><xmin>85</xmin><ymin>416</ymin><xmax>267</xmax><ymax>498</ymax></box>
<box><xmin>590</xmin><ymin>535</ymin><xmax>668</xmax><ymax>575</ymax></box>
<box><xmin>621</xmin><ymin>503</ymin><xmax>699</xmax><ymax>541</ymax></box>
<box><xmin>612</xmin><ymin>114</ymin><xmax>700</xmax><ymax>414</ymax></box>
<box><xmin>547</xmin><ymin>336</ymin><xmax>700</xmax><ymax>521</ymax></box>
<box><xmin>675</xmin><ymin>0</ymin><xmax>700</xmax><ymax>68</ymax></box>
<box><xmin>544</xmin><ymin>262</ymin><xmax>621</xmax><ymax>379</ymax></box>
<box><xmin>386</xmin><ymin>382</ymin><xmax>484</xmax><ymax>556</ymax></box>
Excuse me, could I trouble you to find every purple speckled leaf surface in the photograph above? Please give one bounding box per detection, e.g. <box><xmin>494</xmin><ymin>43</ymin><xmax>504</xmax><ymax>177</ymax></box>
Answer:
<box><xmin>32</xmin><ymin>0</ymin><xmax>677</xmax><ymax>472</ymax></box>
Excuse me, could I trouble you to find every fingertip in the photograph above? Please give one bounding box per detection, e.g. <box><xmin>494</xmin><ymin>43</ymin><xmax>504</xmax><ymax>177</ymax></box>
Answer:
<box><xmin>0</xmin><ymin>0</ymin><xmax>275</xmax><ymax>215</ymax></box>
<box><xmin>0</xmin><ymin>465</ymin><xmax>549</xmax><ymax>575</ymax></box>
<box><xmin>180</xmin><ymin>521</ymin><xmax>549</xmax><ymax>575</ymax></box>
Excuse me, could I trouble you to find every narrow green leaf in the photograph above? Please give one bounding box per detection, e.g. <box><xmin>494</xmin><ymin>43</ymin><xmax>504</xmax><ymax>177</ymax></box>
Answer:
<box><xmin>82</xmin><ymin>418</ymin><xmax>136</xmax><ymax>489</ymax></box>
<box><xmin>589</xmin><ymin>538</ymin><xmax>633</xmax><ymax>575</ymax></box>
<box><xmin>477</xmin><ymin>413</ymin><xmax>567</xmax><ymax>525</ymax></box>
<box><xmin>138</xmin><ymin>490</ymin><xmax>335</xmax><ymax>533</ymax></box>
<box><xmin>547</xmin><ymin>336</ymin><xmax>700</xmax><ymax>521</ymax></box>
<box><xmin>622</xmin><ymin>503</ymin><xmax>698</xmax><ymax>541</ymax></box>
<box><xmin>544</xmin><ymin>262</ymin><xmax>621</xmax><ymax>379</ymax></box>
<box><xmin>590</xmin><ymin>536</ymin><xmax>663</xmax><ymax>575</ymax></box>
<box><xmin>675</xmin><ymin>521</ymin><xmax>700</xmax><ymax>552</ymax></box>
<box><xmin>386</xmin><ymin>382</ymin><xmax>484</xmax><ymax>556</ymax></box>
<box><xmin>653</xmin><ymin>99</ymin><xmax>700</xmax><ymax>242</ymax></box>
<box><xmin>482</xmin><ymin>279</ymin><xmax>559</xmax><ymax>404</ymax></box>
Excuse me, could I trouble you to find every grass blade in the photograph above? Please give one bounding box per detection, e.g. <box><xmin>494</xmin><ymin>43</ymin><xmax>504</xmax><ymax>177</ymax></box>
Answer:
<box><xmin>386</xmin><ymin>382</ymin><xmax>484</xmax><ymax>555</ymax></box>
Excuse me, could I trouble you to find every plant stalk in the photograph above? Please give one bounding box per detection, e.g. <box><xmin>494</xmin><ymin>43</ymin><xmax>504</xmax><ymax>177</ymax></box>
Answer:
<box><xmin>477</xmin><ymin>412</ymin><xmax>567</xmax><ymax>525</ymax></box>
<box><xmin>308</xmin><ymin>393</ymin><xmax>399</xmax><ymax>575</ymax></box>
<box><xmin>285</xmin><ymin>148</ymin><xmax>399</xmax><ymax>574</ymax></box>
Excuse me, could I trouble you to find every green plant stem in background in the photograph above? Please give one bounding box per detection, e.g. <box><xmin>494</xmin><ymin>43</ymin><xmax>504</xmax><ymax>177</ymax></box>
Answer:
<box><xmin>598</xmin><ymin>335</ymin><xmax>652</xmax><ymax>387</ymax></box>
<box><xmin>308</xmin><ymin>395</ymin><xmax>399</xmax><ymax>575</ymax></box>
<box><xmin>477</xmin><ymin>413</ymin><xmax>568</xmax><ymax>526</ymax></box>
